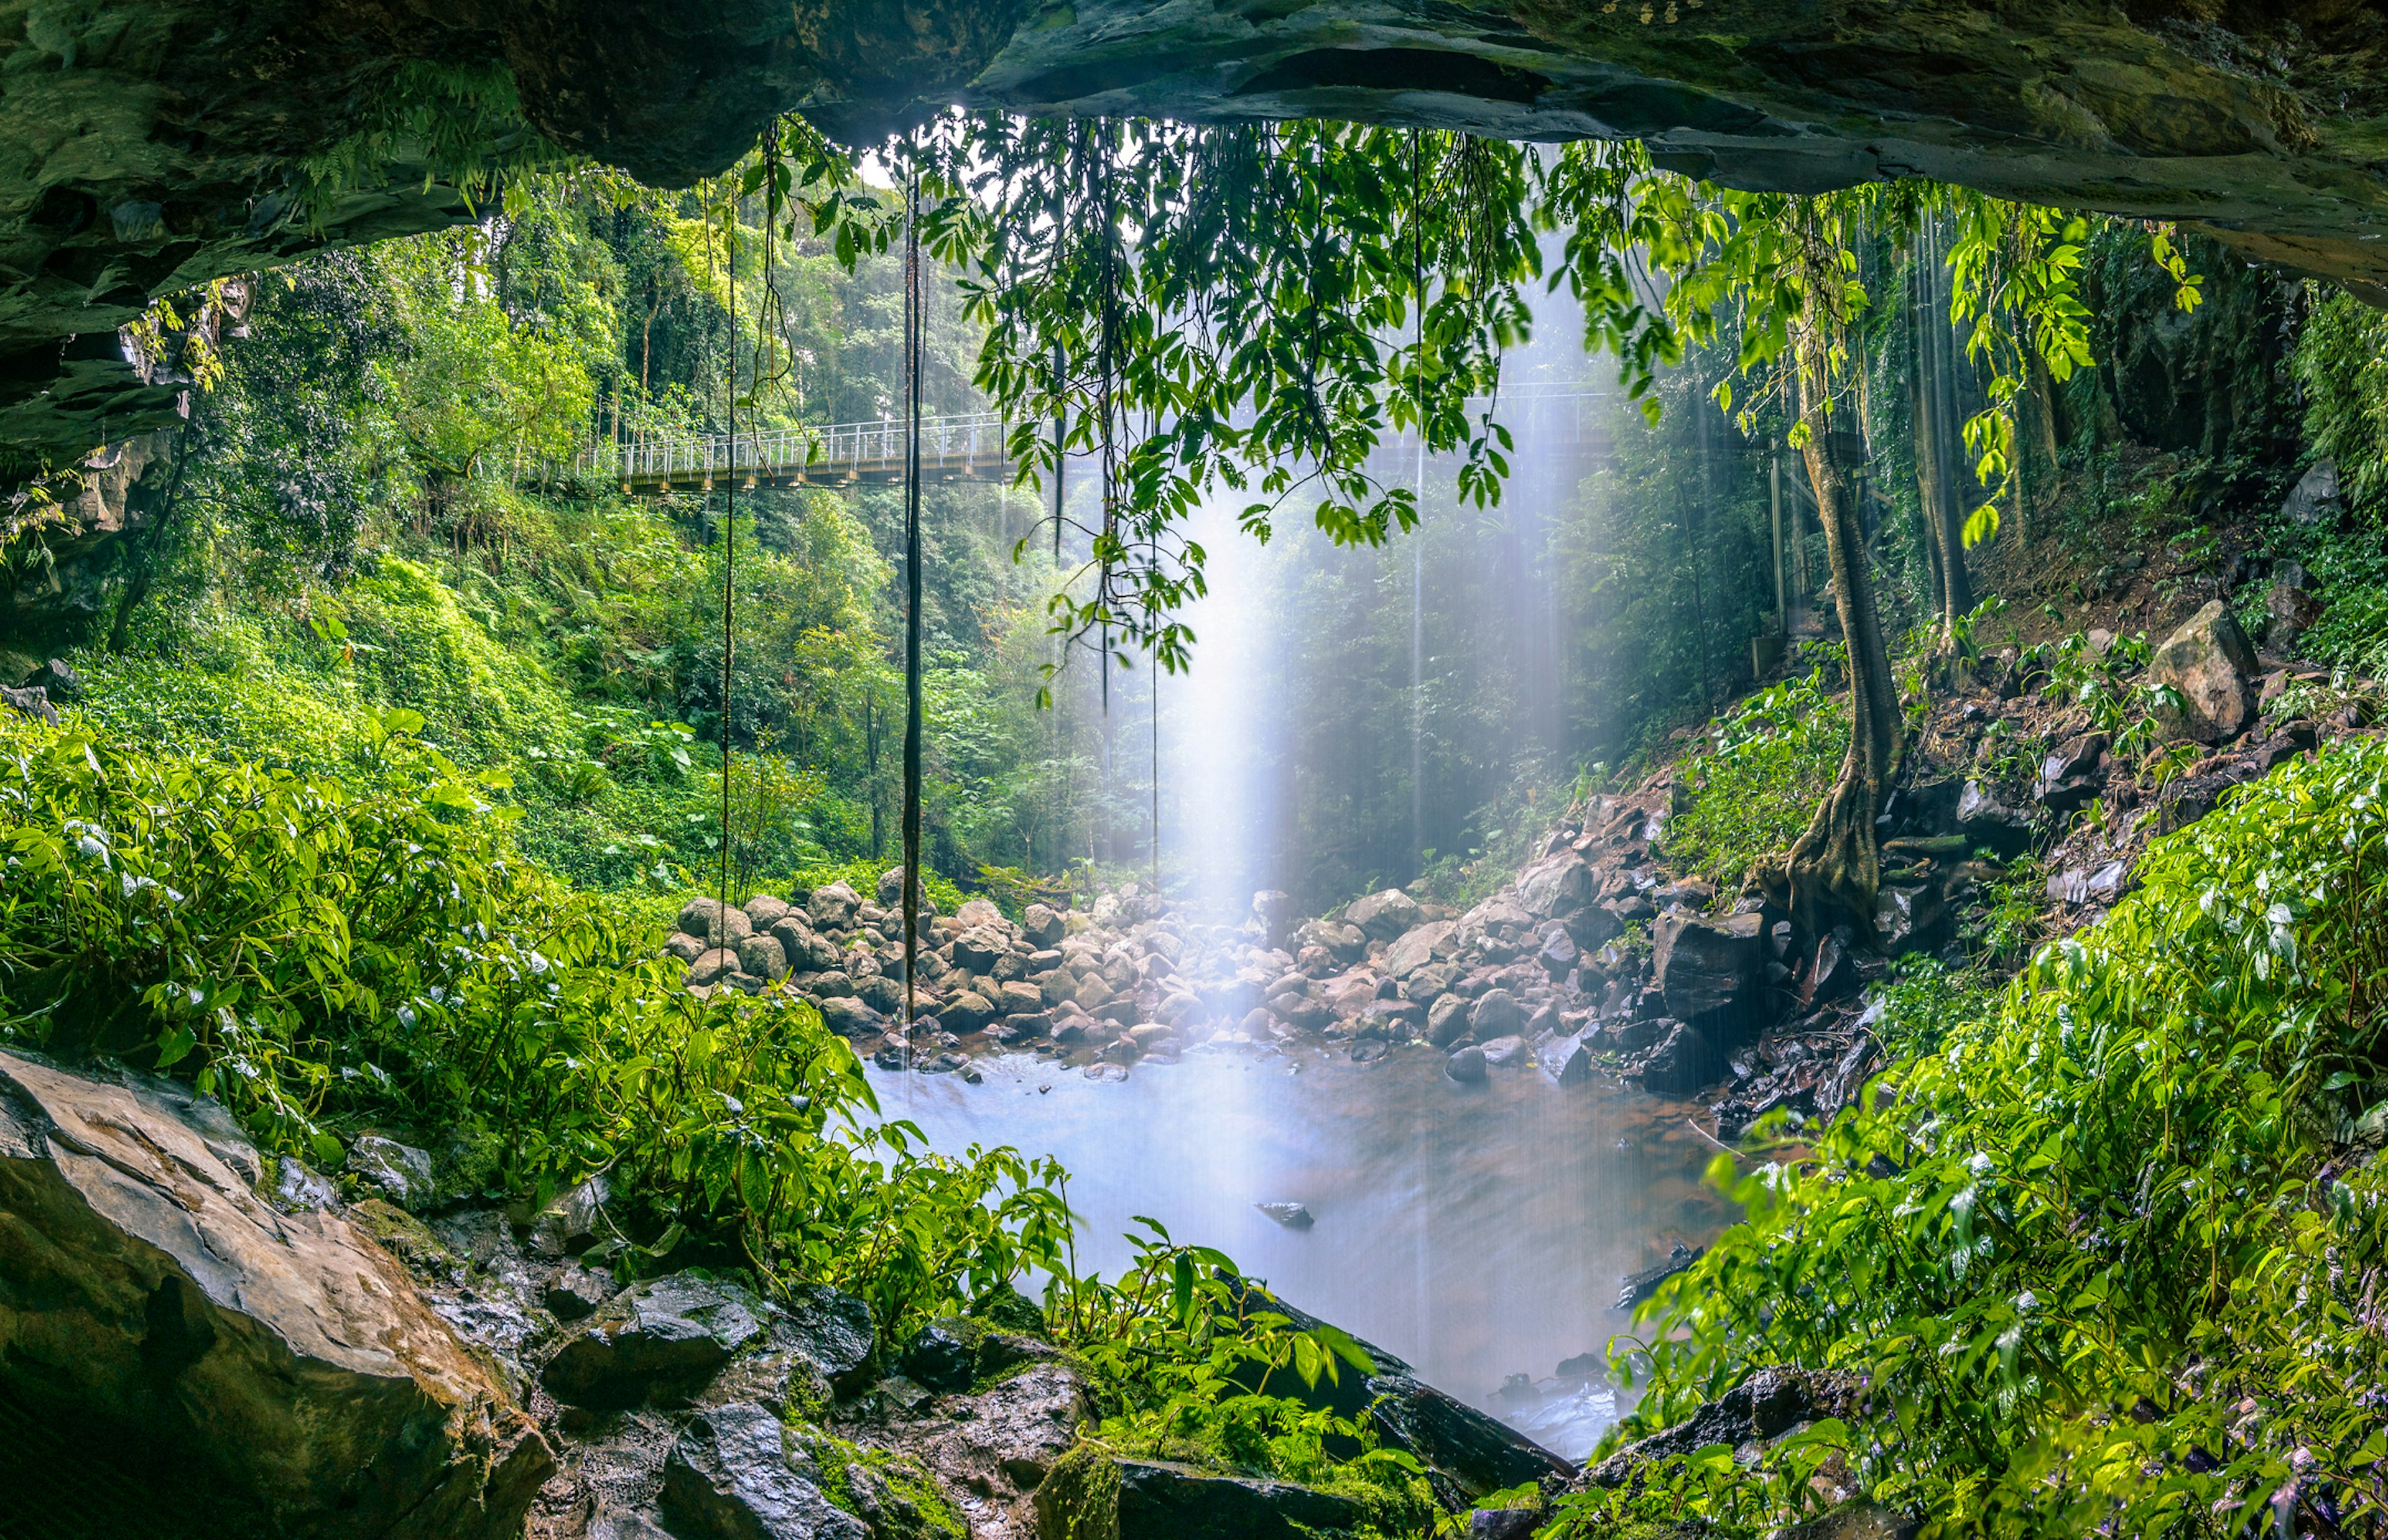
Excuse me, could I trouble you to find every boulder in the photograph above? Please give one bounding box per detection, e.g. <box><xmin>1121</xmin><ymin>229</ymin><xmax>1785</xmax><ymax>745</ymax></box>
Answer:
<box><xmin>545</xmin><ymin>1260</ymin><xmax>618</xmax><ymax>1322</ymax></box>
<box><xmin>955</xmin><ymin>897</ymin><xmax>1006</xmax><ymax>928</ymax></box>
<box><xmin>1514</xmin><ymin>852</ymin><xmax>1594</xmax><ymax>918</ymax></box>
<box><xmin>1651</xmin><ymin>912</ymin><xmax>1762</xmax><ymax>1026</ymax></box>
<box><xmin>735</xmin><ymin>933</ymin><xmax>788</xmax><ymax>982</ymax></box>
<box><xmin>817</xmin><ymin>996</ymin><xmax>882</xmax><ymax>1038</ymax></box>
<box><xmin>662</xmin><ymin>931</ymin><xmax>707</xmax><ymax>963</ymax></box>
<box><xmin>1344</xmin><ymin>887</ymin><xmax>1423</xmax><ymax>941</ymax></box>
<box><xmin>1767</xmin><ymin>1503</ymin><xmax>1918</xmax><ymax>1540</ymax></box>
<box><xmin>1468</xmin><ymin>988</ymin><xmax>1527</xmax><ymax>1039</ymax></box>
<box><xmin>743</xmin><ymin>893</ymin><xmax>790</xmax><ymax>929</ymax></box>
<box><xmin>1955</xmin><ymin>780</ymin><xmax>2038</xmax><ymax>857</ymax></box>
<box><xmin>1445</xmin><ymin>1045</ymin><xmax>1488</xmax><ymax>1083</ymax></box>
<box><xmin>1</xmin><ymin>683</ymin><xmax>56</xmax><ymax>722</ymax></box>
<box><xmin>1022</xmin><ymin>902</ymin><xmax>1065</xmax><ymax>948</ymax></box>
<box><xmin>541</xmin><ymin>1273</ymin><xmax>772</xmax><ymax>1409</ymax></box>
<box><xmin>1478</xmin><ymin>1034</ymin><xmax>1527</xmax><ymax>1066</ymax></box>
<box><xmin>2149</xmin><ymin>599</ymin><xmax>2259</xmax><ymax>743</ymax></box>
<box><xmin>1037</xmin><ymin>1449</ymin><xmax>1366</xmax><ymax>1540</ymax></box>
<box><xmin>953</xmin><ymin>926</ymin><xmax>1007</xmax><ymax>972</ymax></box>
<box><xmin>1542</xmin><ymin>1034</ymin><xmax>1593</xmax><ymax>1087</ymax></box>
<box><xmin>662</xmin><ymin>1402</ymin><xmax>868</xmax><ymax>1540</ymax></box>
<box><xmin>2282</xmin><ymin>459</ymin><xmax>2342</xmax><ymax>527</ymax></box>
<box><xmin>0</xmin><ymin>1051</ymin><xmax>552</xmax><ymax>1537</ymax></box>
<box><xmin>1632</xmin><ymin>1020</ymin><xmax>1713</xmax><ymax>1096</ymax></box>
<box><xmin>2267</xmin><ymin>578</ymin><xmax>2323</xmax><ymax>647</ymax></box>
<box><xmin>1424</xmin><ymin>994</ymin><xmax>1472</xmax><ymax>1048</ymax></box>
<box><xmin>22</xmin><ymin>657</ymin><xmax>83</xmax><ymax>701</ymax></box>
<box><xmin>345</xmin><ymin>1133</ymin><xmax>437</xmax><ymax>1209</ymax></box>
<box><xmin>1537</xmin><ymin>928</ymin><xmax>1579</xmax><ymax>979</ymax></box>
<box><xmin>679</xmin><ymin>898</ymin><xmax>754</xmax><ymax>947</ymax></box>
<box><xmin>808</xmin><ymin>881</ymin><xmax>862</xmax><ymax>928</ymax></box>
<box><xmin>688</xmin><ymin>948</ymin><xmax>739</xmax><ymax>989</ymax></box>
<box><xmin>1586</xmin><ymin>1365</ymin><xmax>1856</xmax><ymax>1491</ymax></box>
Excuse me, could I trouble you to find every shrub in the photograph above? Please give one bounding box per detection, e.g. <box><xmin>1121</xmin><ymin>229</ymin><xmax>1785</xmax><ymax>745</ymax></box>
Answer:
<box><xmin>1664</xmin><ymin>671</ymin><xmax>1848</xmax><ymax>891</ymax></box>
<box><xmin>1562</xmin><ymin>737</ymin><xmax>2388</xmax><ymax>1537</ymax></box>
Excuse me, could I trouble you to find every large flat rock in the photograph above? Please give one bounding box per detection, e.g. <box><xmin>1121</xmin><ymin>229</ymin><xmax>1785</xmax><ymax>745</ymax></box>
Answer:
<box><xmin>0</xmin><ymin>1051</ymin><xmax>552</xmax><ymax>1538</ymax></box>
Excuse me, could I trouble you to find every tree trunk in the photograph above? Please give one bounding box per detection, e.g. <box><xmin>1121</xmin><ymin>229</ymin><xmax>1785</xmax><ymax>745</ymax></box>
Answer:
<box><xmin>1775</xmin><ymin>375</ymin><xmax>1903</xmax><ymax>938</ymax></box>
<box><xmin>1914</xmin><ymin>223</ymin><xmax>1972</xmax><ymax>635</ymax></box>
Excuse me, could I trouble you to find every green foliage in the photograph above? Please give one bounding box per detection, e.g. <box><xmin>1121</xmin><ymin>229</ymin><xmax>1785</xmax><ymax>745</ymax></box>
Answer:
<box><xmin>1570</xmin><ymin>737</ymin><xmax>2388</xmax><ymax>1536</ymax></box>
<box><xmin>1664</xmin><ymin>671</ymin><xmax>1848</xmax><ymax>890</ymax></box>
<box><xmin>0</xmin><ymin>714</ymin><xmax>1066</xmax><ymax>1334</ymax></box>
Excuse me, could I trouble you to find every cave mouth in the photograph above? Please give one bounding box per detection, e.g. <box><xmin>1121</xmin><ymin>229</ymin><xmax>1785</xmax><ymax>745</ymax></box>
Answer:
<box><xmin>1233</xmin><ymin>47</ymin><xmax>1557</xmax><ymax>104</ymax></box>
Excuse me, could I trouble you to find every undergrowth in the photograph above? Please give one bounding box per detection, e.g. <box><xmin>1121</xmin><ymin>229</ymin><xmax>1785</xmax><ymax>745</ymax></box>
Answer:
<box><xmin>1562</xmin><ymin>737</ymin><xmax>2388</xmax><ymax>1538</ymax></box>
<box><xmin>1663</xmin><ymin>670</ymin><xmax>1849</xmax><ymax>892</ymax></box>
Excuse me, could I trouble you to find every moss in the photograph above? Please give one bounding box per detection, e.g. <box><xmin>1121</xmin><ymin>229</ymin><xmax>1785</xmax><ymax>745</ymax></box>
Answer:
<box><xmin>805</xmin><ymin>1431</ymin><xmax>967</xmax><ymax>1540</ymax></box>
<box><xmin>345</xmin><ymin>1197</ymin><xmax>451</xmax><ymax>1272</ymax></box>
<box><xmin>1032</xmin><ymin>1444</ymin><xmax>1120</xmax><ymax>1540</ymax></box>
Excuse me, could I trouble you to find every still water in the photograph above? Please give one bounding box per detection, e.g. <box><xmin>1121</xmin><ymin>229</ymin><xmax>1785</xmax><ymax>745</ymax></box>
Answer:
<box><xmin>864</xmin><ymin>1039</ymin><xmax>1729</xmax><ymax>1460</ymax></box>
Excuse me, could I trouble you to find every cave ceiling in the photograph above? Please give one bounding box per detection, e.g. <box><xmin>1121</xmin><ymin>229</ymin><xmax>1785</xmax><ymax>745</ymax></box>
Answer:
<box><xmin>0</xmin><ymin>0</ymin><xmax>2382</xmax><ymax>471</ymax></box>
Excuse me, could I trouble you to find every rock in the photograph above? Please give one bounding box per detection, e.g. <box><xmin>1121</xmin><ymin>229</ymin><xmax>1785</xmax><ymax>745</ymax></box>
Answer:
<box><xmin>1767</xmin><ymin>1501</ymin><xmax>1919</xmax><ymax>1540</ymax></box>
<box><xmin>735</xmin><ymin>933</ymin><xmax>789</xmax><ymax>982</ymax></box>
<box><xmin>662</xmin><ymin>1402</ymin><xmax>868</xmax><ymax>1540</ymax></box>
<box><xmin>1514</xmin><ymin>852</ymin><xmax>1594</xmax><ymax>918</ymax></box>
<box><xmin>1586</xmin><ymin>1365</ymin><xmax>1858</xmax><ymax>1491</ymax></box>
<box><xmin>997</xmin><ymin>979</ymin><xmax>1045</xmax><ymax>1017</ymax></box>
<box><xmin>0</xmin><ymin>1051</ymin><xmax>552</xmax><ymax>1536</ymax></box>
<box><xmin>22</xmin><ymin>657</ymin><xmax>82</xmax><ymax>701</ymax></box>
<box><xmin>817</xmin><ymin>996</ymin><xmax>882</xmax><ymax>1038</ymax></box>
<box><xmin>662</xmin><ymin>931</ymin><xmax>708</xmax><ymax>964</ymax></box>
<box><xmin>1479</xmin><ymin>1034</ymin><xmax>1527</xmax><ymax>1066</ymax></box>
<box><xmin>1445</xmin><ymin>1045</ymin><xmax>1488</xmax><ymax>1083</ymax></box>
<box><xmin>346</xmin><ymin>1132</ymin><xmax>437</xmax><ymax>1209</ymax></box>
<box><xmin>1795</xmin><ymin>933</ymin><xmax>1857</xmax><ymax>1012</ymax></box>
<box><xmin>953</xmin><ymin>926</ymin><xmax>1007</xmax><ymax>972</ymax></box>
<box><xmin>1472</xmin><ymin>1508</ymin><xmax>1540</xmax><ymax>1539</ymax></box>
<box><xmin>680</xmin><ymin>897</ymin><xmax>754</xmax><ymax>946</ymax></box>
<box><xmin>521</xmin><ymin>1173</ymin><xmax>612</xmax><ymax>1256</ymax></box>
<box><xmin>743</xmin><ymin>893</ymin><xmax>790</xmax><ymax>929</ymax></box>
<box><xmin>2282</xmin><ymin>459</ymin><xmax>2341</xmax><ymax>527</ymax></box>
<box><xmin>272</xmin><ymin>1155</ymin><xmax>341</xmax><ymax>1212</ymax></box>
<box><xmin>1542</xmin><ymin>1034</ymin><xmax>1593</xmax><ymax>1087</ymax></box>
<box><xmin>875</xmin><ymin>866</ymin><xmax>906</xmax><ymax>907</ymax></box>
<box><xmin>545</xmin><ymin>1258</ymin><xmax>619</xmax><ymax>1322</ymax></box>
<box><xmin>1617</xmin><ymin>1242</ymin><xmax>1703</xmax><ymax>1308</ymax></box>
<box><xmin>1382</xmin><ymin>919</ymin><xmax>1458</xmax><ymax>979</ymax></box>
<box><xmin>2033</xmin><ymin>730</ymin><xmax>2109</xmax><ymax>813</ymax></box>
<box><xmin>2267</xmin><ymin>579</ymin><xmax>2324</xmax><ymax>647</ymax></box>
<box><xmin>1424</xmin><ymin>993</ymin><xmax>1472</xmax><ymax>1048</ymax></box>
<box><xmin>1038</xmin><ymin>1449</ymin><xmax>1366</xmax><ymax>1540</ymax></box>
<box><xmin>808</xmin><ymin>881</ymin><xmax>862</xmax><ymax>928</ymax></box>
<box><xmin>1631</xmin><ymin>1020</ymin><xmax>1713</xmax><ymax>1096</ymax></box>
<box><xmin>1537</xmin><ymin>927</ymin><xmax>1579</xmax><ymax>979</ymax></box>
<box><xmin>1345</xmin><ymin>887</ymin><xmax>1423</xmax><ymax>941</ymax></box>
<box><xmin>1256</xmin><ymin>1201</ymin><xmax>1315</xmax><ymax>1228</ymax></box>
<box><xmin>1651</xmin><ymin>912</ymin><xmax>1762</xmax><ymax>1027</ymax></box>
<box><xmin>956</xmin><ymin>896</ymin><xmax>1006</xmax><ymax>927</ymax></box>
<box><xmin>1955</xmin><ymin>780</ymin><xmax>2037</xmax><ymax>857</ymax></box>
<box><xmin>1468</xmin><ymin>987</ymin><xmax>1526</xmax><ymax>1039</ymax></box>
<box><xmin>1020</xmin><ymin>901</ymin><xmax>1065</xmax><ymax>947</ymax></box>
<box><xmin>2149</xmin><ymin>599</ymin><xmax>2259</xmax><ymax>744</ymax></box>
<box><xmin>541</xmin><ymin>1273</ymin><xmax>772</xmax><ymax>1409</ymax></box>
<box><xmin>1</xmin><ymin>683</ymin><xmax>56</xmax><ymax>722</ymax></box>
<box><xmin>688</xmin><ymin>948</ymin><xmax>739</xmax><ymax>989</ymax></box>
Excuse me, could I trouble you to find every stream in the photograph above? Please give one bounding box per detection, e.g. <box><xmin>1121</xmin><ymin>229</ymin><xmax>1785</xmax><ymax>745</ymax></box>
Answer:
<box><xmin>864</xmin><ymin>1038</ymin><xmax>1729</xmax><ymax>1461</ymax></box>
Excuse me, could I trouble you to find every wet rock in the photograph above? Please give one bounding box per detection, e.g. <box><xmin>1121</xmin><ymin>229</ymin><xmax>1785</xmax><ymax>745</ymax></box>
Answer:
<box><xmin>1631</xmin><ymin>1020</ymin><xmax>1713</xmax><ymax>1096</ymax></box>
<box><xmin>1542</xmin><ymin>1033</ymin><xmax>1593</xmax><ymax>1087</ymax></box>
<box><xmin>662</xmin><ymin>1402</ymin><xmax>868</xmax><ymax>1540</ymax></box>
<box><xmin>680</xmin><ymin>897</ymin><xmax>754</xmax><ymax>946</ymax></box>
<box><xmin>541</xmin><ymin>1273</ymin><xmax>772</xmax><ymax>1410</ymax></box>
<box><xmin>1767</xmin><ymin>1501</ymin><xmax>1919</xmax><ymax>1540</ymax></box>
<box><xmin>1872</xmin><ymin>883</ymin><xmax>1945</xmax><ymax>954</ymax></box>
<box><xmin>1445</xmin><ymin>1045</ymin><xmax>1488</xmax><ymax>1083</ymax></box>
<box><xmin>1585</xmin><ymin>1365</ymin><xmax>1859</xmax><ymax>1491</ymax></box>
<box><xmin>2267</xmin><ymin>578</ymin><xmax>2323</xmax><ymax>648</ymax></box>
<box><xmin>346</xmin><ymin>1132</ymin><xmax>437</xmax><ymax>1209</ymax></box>
<box><xmin>1652</xmin><ymin>912</ymin><xmax>1762</xmax><ymax>1026</ymax></box>
<box><xmin>1256</xmin><ymin>1201</ymin><xmax>1315</xmax><ymax>1228</ymax></box>
<box><xmin>1468</xmin><ymin>987</ymin><xmax>1526</xmax><ymax>1038</ymax></box>
<box><xmin>0</xmin><ymin>1051</ymin><xmax>553</xmax><ymax>1536</ymax></box>
<box><xmin>1537</xmin><ymin>928</ymin><xmax>1579</xmax><ymax>979</ymax></box>
<box><xmin>1037</xmin><ymin>1450</ymin><xmax>1367</xmax><ymax>1540</ymax></box>
<box><xmin>1617</xmin><ymin>1242</ymin><xmax>1703</xmax><ymax>1308</ymax></box>
<box><xmin>1479</xmin><ymin>1034</ymin><xmax>1527</xmax><ymax>1067</ymax></box>
<box><xmin>272</xmin><ymin>1155</ymin><xmax>341</xmax><ymax>1212</ymax></box>
<box><xmin>2150</xmin><ymin>599</ymin><xmax>2259</xmax><ymax>743</ymax></box>
<box><xmin>547</xmin><ymin>1259</ymin><xmax>619</xmax><ymax>1322</ymax></box>
<box><xmin>1346</xmin><ymin>887</ymin><xmax>1423</xmax><ymax>941</ymax></box>
<box><xmin>772</xmin><ymin>919</ymin><xmax>840</xmax><ymax>974</ymax></box>
<box><xmin>520</xmin><ymin>1172</ymin><xmax>611</xmax><ymax>1257</ymax></box>
<box><xmin>1471</xmin><ymin>1507</ymin><xmax>1540</xmax><ymax>1539</ymax></box>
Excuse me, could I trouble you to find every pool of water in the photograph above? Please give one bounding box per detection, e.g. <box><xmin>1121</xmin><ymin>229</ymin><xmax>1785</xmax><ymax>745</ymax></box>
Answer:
<box><xmin>862</xmin><ymin>1038</ymin><xmax>1729</xmax><ymax>1460</ymax></box>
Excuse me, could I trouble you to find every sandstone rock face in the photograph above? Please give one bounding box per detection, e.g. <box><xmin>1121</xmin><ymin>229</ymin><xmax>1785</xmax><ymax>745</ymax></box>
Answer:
<box><xmin>2150</xmin><ymin>599</ymin><xmax>2260</xmax><ymax>744</ymax></box>
<box><xmin>0</xmin><ymin>1051</ymin><xmax>552</xmax><ymax>1537</ymax></box>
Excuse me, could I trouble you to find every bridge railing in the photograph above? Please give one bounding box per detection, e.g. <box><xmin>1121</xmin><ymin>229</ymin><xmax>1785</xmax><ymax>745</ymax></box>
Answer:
<box><xmin>577</xmin><ymin>412</ymin><xmax>1013</xmax><ymax>483</ymax></box>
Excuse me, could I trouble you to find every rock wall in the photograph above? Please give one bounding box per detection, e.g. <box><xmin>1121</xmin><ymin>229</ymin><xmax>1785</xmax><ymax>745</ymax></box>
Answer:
<box><xmin>0</xmin><ymin>1</ymin><xmax>2384</xmax><ymax>471</ymax></box>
